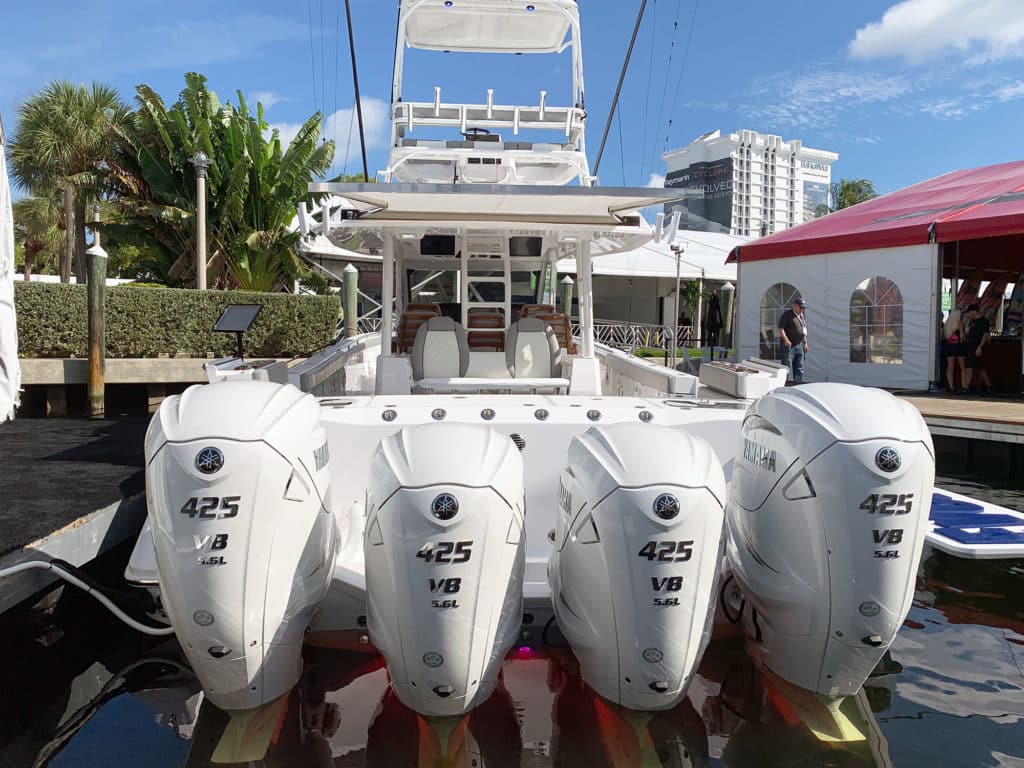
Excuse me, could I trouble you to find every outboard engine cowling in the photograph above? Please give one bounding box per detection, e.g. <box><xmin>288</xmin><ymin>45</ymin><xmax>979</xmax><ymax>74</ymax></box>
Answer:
<box><xmin>725</xmin><ymin>383</ymin><xmax>934</xmax><ymax>699</ymax></box>
<box><xmin>549</xmin><ymin>423</ymin><xmax>726</xmax><ymax>710</ymax></box>
<box><xmin>146</xmin><ymin>381</ymin><xmax>339</xmax><ymax>712</ymax></box>
<box><xmin>365</xmin><ymin>423</ymin><xmax>525</xmax><ymax>717</ymax></box>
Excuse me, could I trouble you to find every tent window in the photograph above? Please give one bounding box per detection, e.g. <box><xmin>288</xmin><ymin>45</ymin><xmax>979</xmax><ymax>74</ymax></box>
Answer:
<box><xmin>850</xmin><ymin>276</ymin><xmax>903</xmax><ymax>365</ymax></box>
<box><xmin>759</xmin><ymin>282</ymin><xmax>801</xmax><ymax>359</ymax></box>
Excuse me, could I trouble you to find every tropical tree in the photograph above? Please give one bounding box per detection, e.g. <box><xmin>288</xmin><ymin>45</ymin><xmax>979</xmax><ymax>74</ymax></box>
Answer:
<box><xmin>8</xmin><ymin>81</ymin><xmax>130</xmax><ymax>282</ymax></box>
<box><xmin>105</xmin><ymin>73</ymin><xmax>334</xmax><ymax>291</ymax></box>
<box><xmin>814</xmin><ymin>178</ymin><xmax>878</xmax><ymax>217</ymax></box>
<box><xmin>12</xmin><ymin>195</ymin><xmax>64</xmax><ymax>280</ymax></box>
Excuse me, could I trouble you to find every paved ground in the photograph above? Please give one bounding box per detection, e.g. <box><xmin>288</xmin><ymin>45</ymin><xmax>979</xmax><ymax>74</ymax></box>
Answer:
<box><xmin>0</xmin><ymin>418</ymin><xmax>148</xmax><ymax>556</ymax></box>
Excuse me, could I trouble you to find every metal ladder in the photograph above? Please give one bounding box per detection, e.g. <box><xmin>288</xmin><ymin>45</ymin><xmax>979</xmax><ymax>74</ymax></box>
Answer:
<box><xmin>460</xmin><ymin>231</ymin><xmax>511</xmax><ymax>329</ymax></box>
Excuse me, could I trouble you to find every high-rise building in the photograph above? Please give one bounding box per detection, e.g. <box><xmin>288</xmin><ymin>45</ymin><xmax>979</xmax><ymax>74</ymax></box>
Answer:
<box><xmin>661</xmin><ymin>129</ymin><xmax>838</xmax><ymax>237</ymax></box>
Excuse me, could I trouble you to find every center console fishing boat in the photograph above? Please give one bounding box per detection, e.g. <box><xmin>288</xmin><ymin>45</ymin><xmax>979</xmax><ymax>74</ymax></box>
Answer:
<box><xmin>123</xmin><ymin>0</ymin><xmax>942</xmax><ymax>757</ymax></box>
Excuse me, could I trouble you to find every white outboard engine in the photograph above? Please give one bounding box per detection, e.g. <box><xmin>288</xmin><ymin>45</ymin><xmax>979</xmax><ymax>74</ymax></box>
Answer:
<box><xmin>725</xmin><ymin>383</ymin><xmax>934</xmax><ymax>700</ymax></box>
<box><xmin>549</xmin><ymin>423</ymin><xmax>726</xmax><ymax>710</ymax></box>
<box><xmin>146</xmin><ymin>381</ymin><xmax>339</xmax><ymax>712</ymax></box>
<box><xmin>365</xmin><ymin>422</ymin><xmax>526</xmax><ymax>717</ymax></box>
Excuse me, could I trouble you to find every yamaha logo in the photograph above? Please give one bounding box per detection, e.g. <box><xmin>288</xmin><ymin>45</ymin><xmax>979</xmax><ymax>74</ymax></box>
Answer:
<box><xmin>653</xmin><ymin>494</ymin><xmax>680</xmax><ymax>520</ymax></box>
<box><xmin>423</xmin><ymin>652</ymin><xmax>444</xmax><ymax>668</ymax></box>
<box><xmin>642</xmin><ymin>647</ymin><xmax>664</xmax><ymax>663</ymax></box>
<box><xmin>195</xmin><ymin>447</ymin><xmax>224</xmax><ymax>475</ymax></box>
<box><xmin>875</xmin><ymin>447</ymin><xmax>901</xmax><ymax>473</ymax></box>
<box><xmin>431</xmin><ymin>493</ymin><xmax>459</xmax><ymax>520</ymax></box>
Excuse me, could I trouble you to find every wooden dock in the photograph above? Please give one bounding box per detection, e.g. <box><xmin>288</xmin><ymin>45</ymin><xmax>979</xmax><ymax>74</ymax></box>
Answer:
<box><xmin>899</xmin><ymin>394</ymin><xmax>1024</xmax><ymax>444</ymax></box>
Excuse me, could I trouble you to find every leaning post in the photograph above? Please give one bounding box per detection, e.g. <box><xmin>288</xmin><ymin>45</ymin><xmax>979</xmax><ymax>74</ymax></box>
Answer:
<box><xmin>86</xmin><ymin>244</ymin><xmax>108</xmax><ymax>417</ymax></box>
<box><xmin>343</xmin><ymin>263</ymin><xmax>359</xmax><ymax>338</ymax></box>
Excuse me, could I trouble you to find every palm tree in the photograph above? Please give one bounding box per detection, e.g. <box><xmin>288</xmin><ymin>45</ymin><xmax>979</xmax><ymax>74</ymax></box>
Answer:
<box><xmin>9</xmin><ymin>81</ymin><xmax>130</xmax><ymax>282</ymax></box>
<box><xmin>12</xmin><ymin>195</ymin><xmax>64</xmax><ymax>280</ymax></box>
<box><xmin>815</xmin><ymin>178</ymin><xmax>878</xmax><ymax>217</ymax></box>
<box><xmin>105</xmin><ymin>73</ymin><xmax>333</xmax><ymax>291</ymax></box>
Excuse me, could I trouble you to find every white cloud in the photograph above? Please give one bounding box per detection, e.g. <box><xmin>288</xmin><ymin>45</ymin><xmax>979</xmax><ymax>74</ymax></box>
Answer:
<box><xmin>849</xmin><ymin>0</ymin><xmax>1024</xmax><ymax>64</ymax></box>
<box><xmin>746</xmin><ymin>70</ymin><xmax>913</xmax><ymax>129</ymax></box>
<box><xmin>250</xmin><ymin>91</ymin><xmax>285</xmax><ymax>110</ymax></box>
<box><xmin>996</xmin><ymin>81</ymin><xmax>1024</xmax><ymax>101</ymax></box>
<box><xmin>919</xmin><ymin>98</ymin><xmax>968</xmax><ymax>119</ymax></box>
<box><xmin>269</xmin><ymin>97</ymin><xmax>389</xmax><ymax>165</ymax></box>
<box><xmin>647</xmin><ymin>173</ymin><xmax>666</xmax><ymax>188</ymax></box>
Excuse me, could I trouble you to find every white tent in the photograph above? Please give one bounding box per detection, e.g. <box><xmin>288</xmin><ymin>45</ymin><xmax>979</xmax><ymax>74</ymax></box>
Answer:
<box><xmin>0</xmin><ymin>113</ymin><xmax>20</xmax><ymax>421</ymax></box>
<box><xmin>556</xmin><ymin>230</ymin><xmax>747</xmax><ymax>280</ymax></box>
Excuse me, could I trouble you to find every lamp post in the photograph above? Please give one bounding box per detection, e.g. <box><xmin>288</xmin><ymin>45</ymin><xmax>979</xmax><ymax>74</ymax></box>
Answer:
<box><xmin>191</xmin><ymin>150</ymin><xmax>210</xmax><ymax>290</ymax></box>
<box><xmin>669</xmin><ymin>240</ymin><xmax>689</xmax><ymax>369</ymax></box>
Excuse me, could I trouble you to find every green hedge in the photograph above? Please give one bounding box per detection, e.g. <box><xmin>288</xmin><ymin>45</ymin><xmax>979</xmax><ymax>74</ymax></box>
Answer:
<box><xmin>15</xmin><ymin>282</ymin><xmax>340</xmax><ymax>359</ymax></box>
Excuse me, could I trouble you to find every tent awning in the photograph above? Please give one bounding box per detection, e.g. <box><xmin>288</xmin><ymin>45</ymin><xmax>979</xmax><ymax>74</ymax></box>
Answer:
<box><xmin>308</xmin><ymin>182</ymin><xmax>690</xmax><ymax>226</ymax></box>
<box><xmin>557</xmin><ymin>231</ymin><xmax>747</xmax><ymax>280</ymax></box>
<box><xmin>729</xmin><ymin>160</ymin><xmax>1024</xmax><ymax>263</ymax></box>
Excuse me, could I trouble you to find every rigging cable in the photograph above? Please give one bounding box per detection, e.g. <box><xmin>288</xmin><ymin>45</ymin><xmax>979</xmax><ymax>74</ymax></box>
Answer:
<box><xmin>344</xmin><ymin>0</ymin><xmax>370</xmax><ymax>181</ymax></box>
<box><xmin>333</xmin><ymin>0</ymin><xmax>343</xmax><ymax>152</ymax></box>
<box><xmin>306</xmin><ymin>0</ymin><xmax>318</xmax><ymax>112</ymax></box>
<box><xmin>645</xmin><ymin>0</ymin><xmax>683</xmax><ymax>184</ymax></box>
<box><xmin>617</xmin><ymin>109</ymin><xmax>626</xmax><ymax>186</ymax></box>
<box><xmin>639</xmin><ymin>0</ymin><xmax>657</xmax><ymax>185</ymax></box>
<box><xmin>662</xmin><ymin>0</ymin><xmax>702</xmax><ymax>157</ymax></box>
<box><xmin>320</xmin><ymin>0</ymin><xmax>327</xmax><ymax>126</ymax></box>
<box><xmin>592</xmin><ymin>0</ymin><xmax>649</xmax><ymax>177</ymax></box>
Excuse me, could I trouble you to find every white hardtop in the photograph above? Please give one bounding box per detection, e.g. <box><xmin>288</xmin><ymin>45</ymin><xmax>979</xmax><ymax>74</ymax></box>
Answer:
<box><xmin>400</xmin><ymin>0</ymin><xmax>579</xmax><ymax>54</ymax></box>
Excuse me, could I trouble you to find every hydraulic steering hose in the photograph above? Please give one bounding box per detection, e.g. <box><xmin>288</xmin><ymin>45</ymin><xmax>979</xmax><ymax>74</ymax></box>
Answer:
<box><xmin>0</xmin><ymin>560</ymin><xmax>175</xmax><ymax>636</ymax></box>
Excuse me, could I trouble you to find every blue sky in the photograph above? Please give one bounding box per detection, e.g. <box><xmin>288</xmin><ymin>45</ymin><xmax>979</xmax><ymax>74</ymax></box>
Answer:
<box><xmin>2</xmin><ymin>0</ymin><xmax>1023</xmax><ymax>195</ymax></box>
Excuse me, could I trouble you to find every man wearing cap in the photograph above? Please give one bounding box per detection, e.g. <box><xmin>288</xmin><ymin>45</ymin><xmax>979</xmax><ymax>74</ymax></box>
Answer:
<box><xmin>963</xmin><ymin>303</ymin><xmax>992</xmax><ymax>395</ymax></box>
<box><xmin>777</xmin><ymin>298</ymin><xmax>808</xmax><ymax>384</ymax></box>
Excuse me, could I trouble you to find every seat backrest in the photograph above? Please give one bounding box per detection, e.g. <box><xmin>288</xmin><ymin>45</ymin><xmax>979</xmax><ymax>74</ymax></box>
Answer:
<box><xmin>467</xmin><ymin>312</ymin><xmax>506</xmax><ymax>351</ymax></box>
<box><xmin>520</xmin><ymin>304</ymin><xmax>554</xmax><ymax>319</ymax></box>
<box><xmin>535</xmin><ymin>312</ymin><xmax>576</xmax><ymax>354</ymax></box>
<box><xmin>411</xmin><ymin>316</ymin><xmax>470</xmax><ymax>379</ymax></box>
<box><xmin>397</xmin><ymin>310</ymin><xmax>439</xmax><ymax>353</ymax></box>
<box><xmin>505</xmin><ymin>317</ymin><xmax>562</xmax><ymax>378</ymax></box>
<box><xmin>468</xmin><ymin>306</ymin><xmax>505</xmax><ymax>319</ymax></box>
<box><xmin>405</xmin><ymin>303</ymin><xmax>442</xmax><ymax>315</ymax></box>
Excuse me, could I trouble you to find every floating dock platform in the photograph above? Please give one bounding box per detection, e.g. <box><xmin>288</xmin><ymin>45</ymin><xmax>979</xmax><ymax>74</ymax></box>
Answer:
<box><xmin>0</xmin><ymin>418</ymin><xmax>149</xmax><ymax>613</ymax></box>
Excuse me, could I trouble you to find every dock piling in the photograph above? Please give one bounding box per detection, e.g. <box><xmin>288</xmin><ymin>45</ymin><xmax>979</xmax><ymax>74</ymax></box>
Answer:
<box><xmin>344</xmin><ymin>263</ymin><xmax>358</xmax><ymax>338</ymax></box>
<box><xmin>86</xmin><ymin>244</ymin><xmax>108</xmax><ymax>417</ymax></box>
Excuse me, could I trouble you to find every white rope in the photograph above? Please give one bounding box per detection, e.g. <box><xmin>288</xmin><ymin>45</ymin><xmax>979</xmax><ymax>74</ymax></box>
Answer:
<box><xmin>0</xmin><ymin>561</ymin><xmax>175</xmax><ymax>636</ymax></box>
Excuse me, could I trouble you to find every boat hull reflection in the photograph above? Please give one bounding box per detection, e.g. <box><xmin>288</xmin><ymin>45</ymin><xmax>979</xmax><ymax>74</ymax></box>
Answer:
<box><xmin>178</xmin><ymin>630</ymin><xmax>900</xmax><ymax>767</ymax></box>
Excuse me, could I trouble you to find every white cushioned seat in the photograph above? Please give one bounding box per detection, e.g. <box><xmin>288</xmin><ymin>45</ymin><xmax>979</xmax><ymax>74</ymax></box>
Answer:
<box><xmin>411</xmin><ymin>316</ymin><xmax>470</xmax><ymax>380</ymax></box>
<box><xmin>505</xmin><ymin>317</ymin><xmax>562</xmax><ymax>379</ymax></box>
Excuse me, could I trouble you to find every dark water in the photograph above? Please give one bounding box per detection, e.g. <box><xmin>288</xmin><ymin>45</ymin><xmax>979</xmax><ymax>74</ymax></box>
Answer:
<box><xmin>2</xmin><ymin>476</ymin><xmax>1022</xmax><ymax>768</ymax></box>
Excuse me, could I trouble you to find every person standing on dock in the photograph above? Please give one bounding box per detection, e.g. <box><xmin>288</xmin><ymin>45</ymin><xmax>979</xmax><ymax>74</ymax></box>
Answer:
<box><xmin>777</xmin><ymin>297</ymin><xmax>808</xmax><ymax>384</ymax></box>
<box><xmin>963</xmin><ymin>303</ymin><xmax>992</xmax><ymax>395</ymax></box>
<box><xmin>943</xmin><ymin>308</ymin><xmax>966</xmax><ymax>392</ymax></box>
